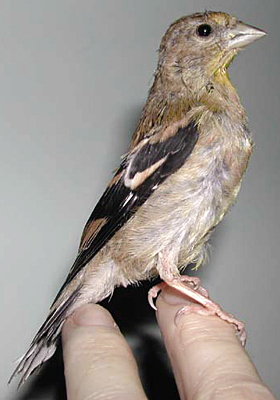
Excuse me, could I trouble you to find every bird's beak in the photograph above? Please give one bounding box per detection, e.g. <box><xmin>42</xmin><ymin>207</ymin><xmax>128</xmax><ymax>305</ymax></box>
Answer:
<box><xmin>227</xmin><ymin>22</ymin><xmax>267</xmax><ymax>50</ymax></box>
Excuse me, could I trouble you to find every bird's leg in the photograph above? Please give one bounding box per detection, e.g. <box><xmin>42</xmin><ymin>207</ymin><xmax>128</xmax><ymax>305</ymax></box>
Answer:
<box><xmin>148</xmin><ymin>252</ymin><xmax>246</xmax><ymax>346</ymax></box>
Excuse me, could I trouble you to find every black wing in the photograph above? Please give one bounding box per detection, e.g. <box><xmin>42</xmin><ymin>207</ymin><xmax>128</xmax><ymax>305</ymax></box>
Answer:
<box><xmin>53</xmin><ymin>120</ymin><xmax>198</xmax><ymax>301</ymax></box>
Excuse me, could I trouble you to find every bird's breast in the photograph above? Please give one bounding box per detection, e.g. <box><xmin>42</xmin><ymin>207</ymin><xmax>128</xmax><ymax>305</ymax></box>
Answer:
<box><xmin>107</xmin><ymin>114</ymin><xmax>252</xmax><ymax>282</ymax></box>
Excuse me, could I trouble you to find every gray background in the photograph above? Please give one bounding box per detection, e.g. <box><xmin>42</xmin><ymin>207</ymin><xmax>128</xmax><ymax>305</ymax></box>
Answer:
<box><xmin>1</xmin><ymin>1</ymin><xmax>279</xmax><ymax>399</ymax></box>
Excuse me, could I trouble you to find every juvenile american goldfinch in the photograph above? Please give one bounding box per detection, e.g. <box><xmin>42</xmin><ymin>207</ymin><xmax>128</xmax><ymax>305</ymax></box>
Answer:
<box><xmin>10</xmin><ymin>11</ymin><xmax>266</xmax><ymax>387</ymax></box>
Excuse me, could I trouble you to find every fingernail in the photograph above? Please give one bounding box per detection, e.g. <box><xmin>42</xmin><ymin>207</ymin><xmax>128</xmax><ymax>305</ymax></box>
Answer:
<box><xmin>161</xmin><ymin>287</ymin><xmax>192</xmax><ymax>306</ymax></box>
<box><xmin>72</xmin><ymin>304</ymin><xmax>117</xmax><ymax>328</ymax></box>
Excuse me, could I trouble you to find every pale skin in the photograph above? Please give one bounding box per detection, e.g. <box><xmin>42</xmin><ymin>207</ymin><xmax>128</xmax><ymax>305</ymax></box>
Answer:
<box><xmin>62</xmin><ymin>287</ymin><xmax>276</xmax><ymax>400</ymax></box>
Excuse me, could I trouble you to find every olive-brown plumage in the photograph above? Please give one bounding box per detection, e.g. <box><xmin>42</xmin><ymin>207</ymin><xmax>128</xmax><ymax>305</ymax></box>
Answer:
<box><xmin>10</xmin><ymin>11</ymin><xmax>266</xmax><ymax>387</ymax></box>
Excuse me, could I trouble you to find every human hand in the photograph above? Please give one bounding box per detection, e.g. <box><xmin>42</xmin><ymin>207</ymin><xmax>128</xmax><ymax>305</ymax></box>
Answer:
<box><xmin>62</xmin><ymin>288</ymin><xmax>276</xmax><ymax>400</ymax></box>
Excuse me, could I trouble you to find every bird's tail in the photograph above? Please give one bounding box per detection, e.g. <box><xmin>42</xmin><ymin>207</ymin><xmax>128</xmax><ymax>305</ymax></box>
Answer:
<box><xmin>9</xmin><ymin>284</ymin><xmax>82</xmax><ymax>388</ymax></box>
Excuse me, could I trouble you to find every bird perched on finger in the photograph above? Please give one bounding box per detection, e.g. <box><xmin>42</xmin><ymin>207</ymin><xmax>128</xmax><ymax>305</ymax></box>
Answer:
<box><xmin>10</xmin><ymin>11</ymin><xmax>266</xmax><ymax>387</ymax></box>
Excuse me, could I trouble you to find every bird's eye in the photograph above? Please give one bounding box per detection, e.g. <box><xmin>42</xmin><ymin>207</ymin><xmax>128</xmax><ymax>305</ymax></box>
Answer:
<box><xmin>197</xmin><ymin>24</ymin><xmax>212</xmax><ymax>37</ymax></box>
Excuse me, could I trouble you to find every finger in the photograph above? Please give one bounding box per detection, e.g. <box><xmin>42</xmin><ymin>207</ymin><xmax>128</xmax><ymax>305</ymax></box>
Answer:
<box><xmin>156</xmin><ymin>287</ymin><xmax>275</xmax><ymax>400</ymax></box>
<box><xmin>62</xmin><ymin>304</ymin><xmax>147</xmax><ymax>400</ymax></box>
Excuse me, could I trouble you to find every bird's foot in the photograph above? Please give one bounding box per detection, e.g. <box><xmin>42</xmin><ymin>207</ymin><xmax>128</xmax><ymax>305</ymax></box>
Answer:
<box><xmin>175</xmin><ymin>301</ymin><xmax>246</xmax><ymax>346</ymax></box>
<box><xmin>148</xmin><ymin>275</ymin><xmax>206</xmax><ymax>310</ymax></box>
<box><xmin>148</xmin><ymin>274</ymin><xmax>246</xmax><ymax>346</ymax></box>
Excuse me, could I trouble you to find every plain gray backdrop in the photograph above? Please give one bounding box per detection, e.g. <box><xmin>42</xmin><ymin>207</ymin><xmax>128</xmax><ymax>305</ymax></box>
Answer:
<box><xmin>1</xmin><ymin>1</ymin><xmax>279</xmax><ymax>399</ymax></box>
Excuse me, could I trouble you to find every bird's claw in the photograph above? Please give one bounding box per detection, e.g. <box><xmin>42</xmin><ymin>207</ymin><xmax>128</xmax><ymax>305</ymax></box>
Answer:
<box><xmin>148</xmin><ymin>282</ymin><xmax>167</xmax><ymax>310</ymax></box>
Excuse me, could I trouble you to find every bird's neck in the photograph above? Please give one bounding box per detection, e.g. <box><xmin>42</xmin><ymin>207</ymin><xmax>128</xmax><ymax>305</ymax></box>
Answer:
<box><xmin>131</xmin><ymin>69</ymin><xmax>246</xmax><ymax>147</ymax></box>
<box><xmin>205</xmin><ymin>69</ymin><xmax>246</xmax><ymax>122</ymax></box>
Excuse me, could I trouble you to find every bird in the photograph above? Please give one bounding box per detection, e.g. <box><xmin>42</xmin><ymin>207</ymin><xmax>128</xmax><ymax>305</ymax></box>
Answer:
<box><xmin>10</xmin><ymin>11</ymin><xmax>266</xmax><ymax>387</ymax></box>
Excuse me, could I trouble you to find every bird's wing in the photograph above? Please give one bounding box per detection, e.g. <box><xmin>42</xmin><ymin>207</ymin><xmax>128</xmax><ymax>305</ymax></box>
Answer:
<box><xmin>54</xmin><ymin>120</ymin><xmax>198</xmax><ymax>301</ymax></box>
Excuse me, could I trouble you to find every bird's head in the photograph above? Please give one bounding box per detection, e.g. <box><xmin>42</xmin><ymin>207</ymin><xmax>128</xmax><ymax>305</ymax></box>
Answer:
<box><xmin>157</xmin><ymin>11</ymin><xmax>266</xmax><ymax>96</ymax></box>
